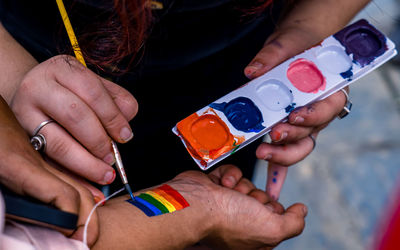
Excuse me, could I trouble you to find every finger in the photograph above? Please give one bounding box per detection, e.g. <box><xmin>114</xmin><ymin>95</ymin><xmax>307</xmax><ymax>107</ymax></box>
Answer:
<box><xmin>288</xmin><ymin>88</ymin><xmax>348</xmax><ymax>127</ymax></box>
<box><xmin>208</xmin><ymin>164</ymin><xmax>243</xmax><ymax>188</ymax></box>
<box><xmin>27</xmin><ymin>112</ymin><xmax>116</xmax><ymax>184</ymax></box>
<box><xmin>48</xmin><ymin>55</ymin><xmax>134</xmax><ymax>143</ymax></box>
<box><xmin>269</xmin><ymin>123</ymin><xmax>313</xmax><ymax>144</ymax></box>
<box><xmin>265</xmin><ymin>201</ymin><xmax>285</xmax><ymax>215</ymax></box>
<box><xmin>234</xmin><ymin>178</ymin><xmax>257</xmax><ymax>195</ymax></box>
<box><xmin>256</xmin><ymin>134</ymin><xmax>317</xmax><ymax>166</ymax></box>
<box><xmin>248</xmin><ymin>189</ymin><xmax>270</xmax><ymax>204</ymax></box>
<box><xmin>278</xmin><ymin>203</ymin><xmax>307</xmax><ymax>241</ymax></box>
<box><xmin>101</xmin><ymin>78</ymin><xmax>138</xmax><ymax>121</ymax></box>
<box><xmin>244</xmin><ymin>27</ymin><xmax>321</xmax><ymax>79</ymax></box>
<box><xmin>266</xmin><ymin>163</ymin><xmax>288</xmax><ymax>201</ymax></box>
<box><xmin>45</xmin><ymin>163</ymin><xmax>100</xmax><ymax>247</ymax></box>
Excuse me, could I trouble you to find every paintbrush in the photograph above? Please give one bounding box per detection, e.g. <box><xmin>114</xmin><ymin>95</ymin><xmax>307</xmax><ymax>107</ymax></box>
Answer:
<box><xmin>55</xmin><ymin>0</ymin><xmax>135</xmax><ymax>201</ymax></box>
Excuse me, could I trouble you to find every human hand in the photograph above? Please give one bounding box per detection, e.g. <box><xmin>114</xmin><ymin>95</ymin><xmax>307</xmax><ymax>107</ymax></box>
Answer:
<box><xmin>244</xmin><ymin>17</ymin><xmax>350</xmax><ymax>199</ymax></box>
<box><xmin>173</xmin><ymin>165</ymin><xmax>307</xmax><ymax>249</ymax></box>
<box><xmin>9</xmin><ymin>55</ymin><xmax>138</xmax><ymax>185</ymax></box>
<box><xmin>0</xmin><ymin>96</ymin><xmax>100</xmax><ymax>246</ymax></box>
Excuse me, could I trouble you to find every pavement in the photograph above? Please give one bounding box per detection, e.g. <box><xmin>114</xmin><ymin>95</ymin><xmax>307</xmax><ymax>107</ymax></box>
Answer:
<box><xmin>252</xmin><ymin>1</ymin><xmax>400</xmax><ymax>249</ymax></box>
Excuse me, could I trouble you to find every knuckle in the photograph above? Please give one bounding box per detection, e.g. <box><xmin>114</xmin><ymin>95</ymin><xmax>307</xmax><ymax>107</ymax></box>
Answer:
<box><xmin>64</xmin><ymin>101</ymin><xmax>88</xmax><ymax>124</ymax></box>
<box><xmin>49</xmin><ymin>136</ymin><xmax>73</xmax><ymax>159</ymax></box>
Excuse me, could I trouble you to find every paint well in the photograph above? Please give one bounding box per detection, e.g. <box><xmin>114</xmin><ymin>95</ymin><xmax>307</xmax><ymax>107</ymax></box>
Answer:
<box><xmin>287</xmin><ymin>59</ymin><xmax>326</xmax><ymax>93</ymax></box>
<box><xmin>209</xmin><ymin>97</ymin><xmax>265</xmax><ymax>133</ymax></box>
<box><xmin>256</xmin><ymin>79</ymin><xmax>294</xmax><ymax>111</ymax></box>
<box><xmin>176</xmin><ymin>112</ymin><xmax>245</xmax><ymax>162</ymax></box>
<box><xmin>333</xmin><ymin>19</ymin><xmax>387</xmax><ymax>66</ymax></box>
<box><xmin>317</xmin><ymin>46</ymin><xmax>353</xmax><ymax>75</ymax></box>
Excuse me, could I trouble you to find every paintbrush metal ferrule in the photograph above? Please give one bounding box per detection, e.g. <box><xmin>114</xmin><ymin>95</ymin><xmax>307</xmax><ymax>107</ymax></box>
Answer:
<box><xmin>111</xmin><ymin>141</ymin><xmax>135</xmax><ymax>200</ymax></box>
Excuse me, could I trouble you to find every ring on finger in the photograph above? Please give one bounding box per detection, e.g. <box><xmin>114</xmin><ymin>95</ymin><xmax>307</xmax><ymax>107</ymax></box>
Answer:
<box><xmin>337</xmin><ymin>88</ymin><xmax>352</xmax><ymax>119</ymax></box>
<box><xmin>30</xmin><ymin>119</ymin><xmax>54</xmax><ymax>152</ymax></box>
<box><xmin>309</xmin><ymin>134</ymin><xmax>316</xmax><ymax>150</ymax></box>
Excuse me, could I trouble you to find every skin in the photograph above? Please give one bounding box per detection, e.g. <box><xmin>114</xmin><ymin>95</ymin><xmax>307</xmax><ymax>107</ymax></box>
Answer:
<box><xmin>0</xmin><ymin>95</ymin><xmax>100</xmax><ymax>246</ymax></box>
<box><xmin>243</xmin><ymin>0</ymin><xmax>370</xmax><ymax>199</ymax></box>
<box><xmin>92</xmin><ymin>164</ymin><xmax>307</xmax><ymax>250</ymax></box>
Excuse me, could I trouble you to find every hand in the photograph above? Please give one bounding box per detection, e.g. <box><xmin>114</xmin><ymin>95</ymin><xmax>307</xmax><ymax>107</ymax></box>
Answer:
<box><xmin>0</xmin><ymin>96</ymin><xmax>100</xmax><ymax>246</ymax></box>
<box><xmin>243</xmin><ymin>12</ymin><xmax>351</xmax><ymax>199</ymax></box>
<box><xmin>173</xmin><ymin>165</ymin><xmax>307</xmax><ymax>249</ymax></box>
<box><xmin>9</xmin><ymin>55</ymin><xmax>138</xmax><ymax>185</ymax></box>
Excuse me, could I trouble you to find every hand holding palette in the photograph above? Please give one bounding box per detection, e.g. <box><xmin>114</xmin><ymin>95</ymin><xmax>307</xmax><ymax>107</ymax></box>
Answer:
<box><xmin>173</xmin><ymin>19</ymin><xmax>397</xmax><ymax>170</ymax></box>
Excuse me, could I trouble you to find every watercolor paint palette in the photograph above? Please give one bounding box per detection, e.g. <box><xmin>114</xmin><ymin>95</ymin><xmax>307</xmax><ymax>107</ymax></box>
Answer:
<box><xmin>173</xmin><ymin>19</ymin><xmax>397</xmax><ymax>170</ymax></box>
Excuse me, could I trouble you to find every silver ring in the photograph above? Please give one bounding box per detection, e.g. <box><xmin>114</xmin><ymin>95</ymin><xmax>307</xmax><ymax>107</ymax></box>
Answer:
<box><xmin>32</xmin><ymin>119</ymin><xmax>54</xmax><ymax>136</ymax></box>
<box><xmin>31</xmin><ymin>119</ymin><xmax>54</xmax><ymax>152</ymax></box>
<box><xmin>309</xmin><ymin>134</ymin><xmax>316</xmax><ymax>150</ymax></box>
<box><xmin>337</xmin><ymin>89</ymin><xmax>352</xmax><ymax>119</ymax></box>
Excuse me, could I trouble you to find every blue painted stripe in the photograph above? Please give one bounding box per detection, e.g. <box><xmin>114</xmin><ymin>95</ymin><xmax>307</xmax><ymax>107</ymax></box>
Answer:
<box><xmin>126</xmin><ymin>199</ymin><xmax>155</xmax><ymax>217</ymax></box>
<box><xmin>135</xmin><ymin>197</ymin><xmax>163</xmax><ymax>216</ymax></box>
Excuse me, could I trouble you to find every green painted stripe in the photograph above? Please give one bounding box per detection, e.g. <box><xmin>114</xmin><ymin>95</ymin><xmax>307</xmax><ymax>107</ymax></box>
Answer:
<box><xmin>138</xmin><ymin>193</ymin><xmax>169</xmax><ymax>214</ymax></box>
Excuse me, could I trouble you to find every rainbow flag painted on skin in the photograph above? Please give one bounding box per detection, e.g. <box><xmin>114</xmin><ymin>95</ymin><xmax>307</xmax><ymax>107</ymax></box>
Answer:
<box><xmin>127</xmin><ymin>184</ymin><xmax>189</xmax><ymax>217</ymax></box>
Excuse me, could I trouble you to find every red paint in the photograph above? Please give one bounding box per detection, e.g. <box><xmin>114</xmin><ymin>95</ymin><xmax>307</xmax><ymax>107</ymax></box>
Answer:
<box><xmin>176</xmin><ymin>111</ymin><xmax>244</xmax><ymax>162</ymax></box>
<box><xmin>271</xmin><ymin>130</ymin><xmax>281</xmax><ymax>141</ymax></box>
<box><xmin>287</xmin><ymin>59</ymin><xmax>326</xmax><ymax>93</ymax></box>
<box><xmin>158</xmin><ymin>184</ymin><xmax>189</xmax><ymax>208</ymax></box>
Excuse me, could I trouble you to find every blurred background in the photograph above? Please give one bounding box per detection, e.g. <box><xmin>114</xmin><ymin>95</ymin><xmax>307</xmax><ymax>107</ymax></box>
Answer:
<box><xmin>252</xmin><ymin>0</ymin><xmax>400</xmax><ymax>249</ymax></box>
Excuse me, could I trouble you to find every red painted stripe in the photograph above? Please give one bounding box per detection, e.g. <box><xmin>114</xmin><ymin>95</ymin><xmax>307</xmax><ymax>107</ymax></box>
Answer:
<box><xmin>158</xmin><ymin>184</ymin><xmax>189</xmax><ymax>208</ymax></box>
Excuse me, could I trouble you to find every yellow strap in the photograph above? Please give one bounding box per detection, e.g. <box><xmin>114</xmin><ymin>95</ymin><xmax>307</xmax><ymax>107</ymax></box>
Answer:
<box><xmin>146</xmin><ymin>191</ymin><xmax>176</xmax><ymax>212</ymax></box>
<box><xmin>55</xmin><ymin>0</ymin><xmax>87</xmax><ymax>67</ymax></box>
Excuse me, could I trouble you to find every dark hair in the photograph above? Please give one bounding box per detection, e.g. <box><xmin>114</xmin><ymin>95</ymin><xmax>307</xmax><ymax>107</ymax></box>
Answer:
<box><xmin>77</xmin><ymin>0</ymin><xmax>273</xmax><ymax>73</ymax></box>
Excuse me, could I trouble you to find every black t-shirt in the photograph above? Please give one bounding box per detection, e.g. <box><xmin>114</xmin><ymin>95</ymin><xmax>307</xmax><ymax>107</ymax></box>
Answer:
<box><xmin>0</xmin><ymin>0</ymin><xmax>285</xmax><ymax>189</ymax></box>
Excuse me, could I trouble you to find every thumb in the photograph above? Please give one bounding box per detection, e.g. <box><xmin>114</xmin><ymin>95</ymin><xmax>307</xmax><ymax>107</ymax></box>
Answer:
<box><xmin>244</xmin><ymin>27</ymin><xmax>322</xmax><ymax>79</ymax></box>
<box><xmin>279</xmin><ymin>203</ymin><xmax>307</xmax><ymax>240</ymax></box>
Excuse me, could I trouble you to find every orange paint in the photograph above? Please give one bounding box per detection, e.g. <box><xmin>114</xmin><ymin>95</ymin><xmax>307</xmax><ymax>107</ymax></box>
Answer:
<box><xmin>153</xmin><ymin>189</ymin><xmax>183</xmax><ymax>210</ymax></box>
<box><xmin>176</xmin><ymin>110</ymin><xmax>244</xmax><ymax>162</ymax></box>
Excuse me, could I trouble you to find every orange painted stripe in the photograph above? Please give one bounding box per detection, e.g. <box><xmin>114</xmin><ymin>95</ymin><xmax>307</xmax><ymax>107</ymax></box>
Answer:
<box><xmin>153</xmin><ymin>189</ymin><xmax>183</xmax><ymax>210</ymax></box>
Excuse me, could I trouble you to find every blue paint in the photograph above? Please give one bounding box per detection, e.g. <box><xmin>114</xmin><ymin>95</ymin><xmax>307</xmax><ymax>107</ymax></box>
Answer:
<box><xmin>127</xmin><ymin>199</ymin><xmax>155</xmax><ymax>217</ymax></box>
<box><xmin>209</xmin><ymin>97</ymin><xmax>265</xmax><ymax>133</ymax></box>
<box><xmin>273</xmin><ymin>171</ymin><xmax>278</xmax><ymax>176</ymax></box>
<box><xmin>340</xmin><ymin>67</ymin><xmax>353</xmax><ymax>80</ymax></box>
<box><xmin>272</xmin><ymin>178</ymin><xmax>277</xmax><ymax>183</ymax></box>
<box><xmin>285</xmin><ymin>103</ymin><xmax>296</xmax><ymax>113</ymax></box>
<box><xmin>135</xmin><ymin>197</ymin><xmax>163</xmax><ymax>216</ymax></box>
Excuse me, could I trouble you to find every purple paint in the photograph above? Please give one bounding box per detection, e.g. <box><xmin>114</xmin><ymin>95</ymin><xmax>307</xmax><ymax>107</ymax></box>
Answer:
<box><xmin>334</xmin><ymin>19</ymin><xmax>387</xmax><ymax>67</ymax></box>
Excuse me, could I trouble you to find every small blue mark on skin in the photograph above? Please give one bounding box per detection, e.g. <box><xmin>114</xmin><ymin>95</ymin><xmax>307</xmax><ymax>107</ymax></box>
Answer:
<box><xmin>285</xmin><ymin>103</ymin><xmax>296</xmax><ymax>113</ymax></box>
<box><xmin>210</xmin><ymin>97</ymin><xmax>265</xmax><ymax>133</ymax></box>
<box><xmin>273</xmin><ymin>171</ymin><xmax>278</xmax><ymax>176</ymax></box>
<box><xmin>340</xmin><ymin>67</ymin><xmax>353</xmax><ymax>80</ymax></box>
<box><xmin>272</xmin><ymin>178</ymin><xmax>277</xmax><ymax>183</ymax></box>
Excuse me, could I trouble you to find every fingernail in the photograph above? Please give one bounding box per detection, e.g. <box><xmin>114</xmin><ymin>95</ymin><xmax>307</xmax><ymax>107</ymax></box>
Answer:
<box><xmin>245</xmin><ymin>61</ymin><xmax>263</xmax><ymax>79</ymax></box>
<box><xmin>120</xmin><ymin>127</ymin><xmax>133</xmax><ymax>142</ymax></box>
<box><xmin>103</xmin><ymin>153</ymin><xmax>115</xmax><ymax>165</ymax></box>
<box><xmin>303</xmin><ymin>206</ymin><xmax>308</xmax><ymax>216</ymax></box>
<box><xmin>264</xmin><ymin>154</ymin><xmax>272</xmax><ymax>161</ymax></box>
<box><xmin>94</xmin><ymin>196</ymin><xmax>103</xmax><ymax>204</ymax></box>
<box><xmin>225</xmin><ymin>176</ymin><xmax>236</xmax><ymax>187</ymax></box>
<box><xmin>104</xmin><ymin>170</ymin><xmax>115</xmax><ymax>184</ymax></box>
<box><xmin>272</xmin><ymin>131</ymin><xmax>287</xmax><ymax>142</ymax></box>
<box><xmin>265</xmin><ymin>203</ymin><xmax>275</xmax><ymax>212</ymax></box>
<box><xmin>293</xmin><ymin>116</ymin><xmax>304</xmax><ymax>124</ymax></box>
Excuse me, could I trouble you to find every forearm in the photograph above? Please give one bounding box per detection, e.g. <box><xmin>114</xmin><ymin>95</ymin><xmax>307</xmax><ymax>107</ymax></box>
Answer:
<box><xmin>93</xmin><ymin>180</ymin><xmax>215</xmax><ymax>250</ymax></box>
<box><xmin>276</xmin><ymin>0</ymin><xmax>371</xmax><ymax>40</ymax></box>
<box><xmin>0</xmin><ymin>22</ymin><xmax>38</xmax><ymax>103</ymax></box>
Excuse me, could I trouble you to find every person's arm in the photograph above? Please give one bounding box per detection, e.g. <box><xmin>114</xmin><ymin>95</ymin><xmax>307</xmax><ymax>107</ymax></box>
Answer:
<box><xmin>0</xmin><ymin>21</ymin><xmax>136</xmax><ymax>188</ymax></box>
<box><xmin>0</xmin><ymin>95</ymin><xmax>101</xmax><ymax>246</ymax></box>
<box><xmin>92</xmin><ymin>165</ymin><xmax>307</xmax><ymax>250</ymax></box>
<box><xmin>0</xmin><ymin>22</ymin><xmax>38</xmax><ymax>103</ymax></box>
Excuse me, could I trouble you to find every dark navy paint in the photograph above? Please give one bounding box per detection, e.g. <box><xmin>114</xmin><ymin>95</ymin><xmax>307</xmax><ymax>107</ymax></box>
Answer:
<box><xmin>210</xmin><ymin>97</ymin><xmax>265</xmax><ymax>133</ymax></box>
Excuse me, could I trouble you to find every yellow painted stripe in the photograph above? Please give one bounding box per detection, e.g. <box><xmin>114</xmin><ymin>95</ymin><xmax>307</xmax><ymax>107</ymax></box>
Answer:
<box><xmin>146</xmin><ymin>191</ymin><xmax>176</xmax><ymax>212</ymax></box>
<box><xmin>55</xmin><ymin>0</ymin><xmax>87</xmax><ymax>67</ymax></box>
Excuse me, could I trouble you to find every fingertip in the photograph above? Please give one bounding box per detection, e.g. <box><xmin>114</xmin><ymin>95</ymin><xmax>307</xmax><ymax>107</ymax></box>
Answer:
<box><xmin>221</xmin><ymin>175</ymin><xmax>236</xmax><ymax>188</ymax></box>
